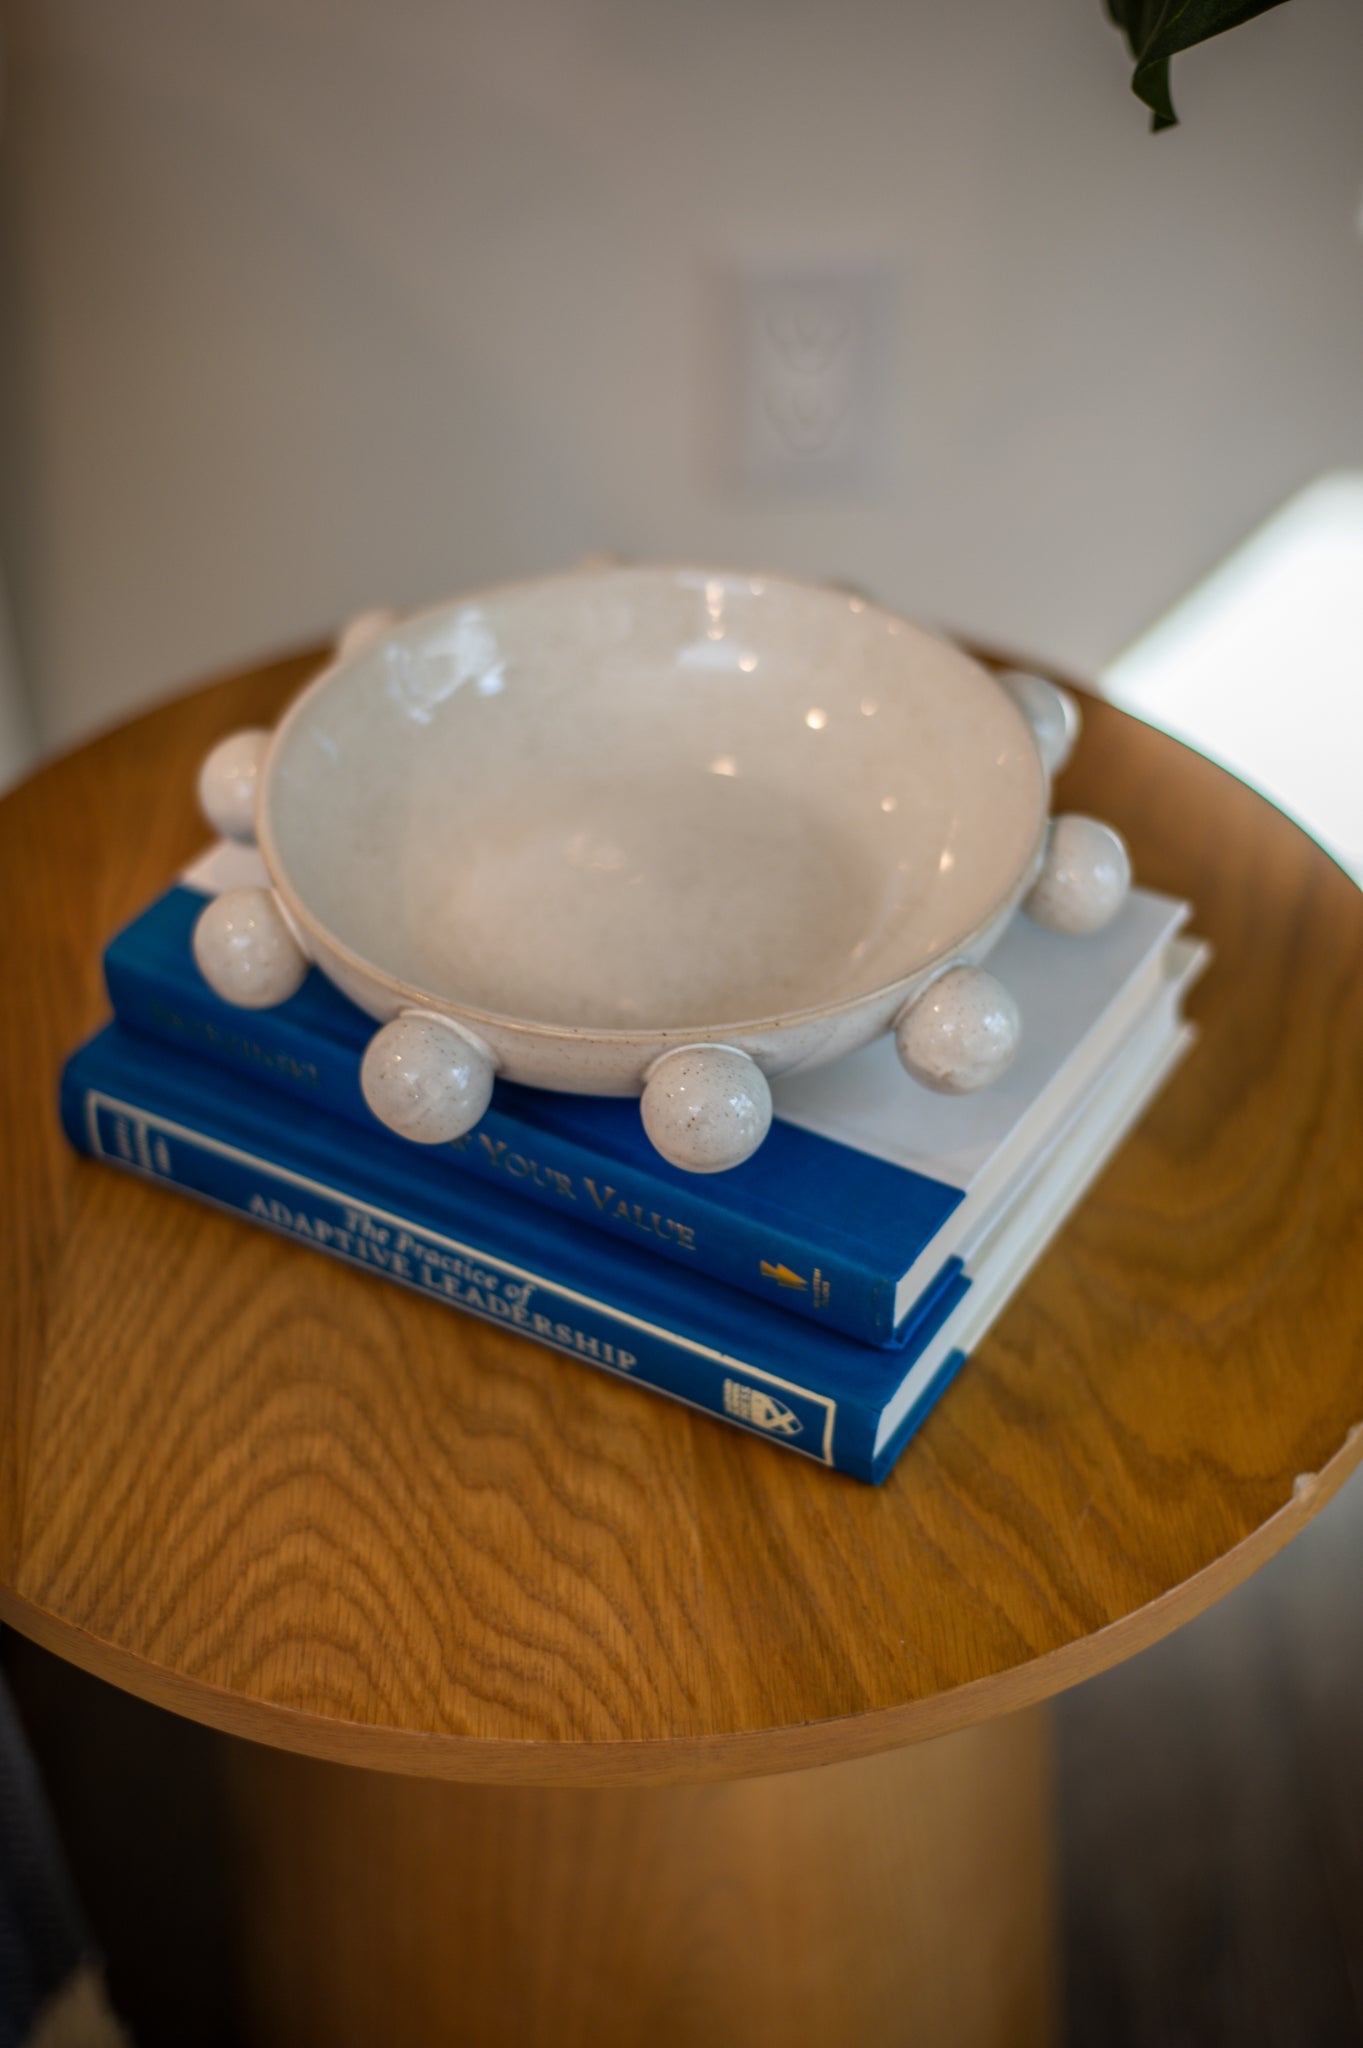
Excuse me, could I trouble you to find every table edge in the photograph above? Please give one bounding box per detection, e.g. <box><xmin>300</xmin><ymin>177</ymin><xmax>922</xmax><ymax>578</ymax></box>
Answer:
<box><xmin>5</xmin><ymin>1420</ymin><xmax>1358</xmax><ymax>1786</ymax></box>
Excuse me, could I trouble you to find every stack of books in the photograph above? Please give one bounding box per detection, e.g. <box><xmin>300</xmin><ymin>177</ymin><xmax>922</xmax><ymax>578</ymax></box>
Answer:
<box><xmin>61</xmin><ymin>842</ymin><xmax>1206</xmax><ymax>1482</ymax></box>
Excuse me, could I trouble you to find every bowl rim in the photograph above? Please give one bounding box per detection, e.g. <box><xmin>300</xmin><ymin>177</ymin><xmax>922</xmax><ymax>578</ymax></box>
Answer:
<box><xmin>255</xmin><ymin>563</ymin><xmax>1051</xmax><ymax>1044</ymax></box>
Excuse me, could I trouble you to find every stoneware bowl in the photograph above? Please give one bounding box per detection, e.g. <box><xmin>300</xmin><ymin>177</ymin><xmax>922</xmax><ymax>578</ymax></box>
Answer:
<box><xmin>192</xmin><ymin>565</ymin><xmax>1130</xmax><ymax>1172</ymax></box>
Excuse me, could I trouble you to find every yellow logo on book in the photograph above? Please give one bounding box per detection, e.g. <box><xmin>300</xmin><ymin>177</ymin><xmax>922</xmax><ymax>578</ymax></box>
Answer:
<box><xmin>723</xmin><ymin>1380</ymin><xmax>803</xmax><ymax>1436</ymax></box>
<box><xmin>760</xmin><ymin>1260</ymin><xmax>807</xmax><ymax>1290</ymax></box>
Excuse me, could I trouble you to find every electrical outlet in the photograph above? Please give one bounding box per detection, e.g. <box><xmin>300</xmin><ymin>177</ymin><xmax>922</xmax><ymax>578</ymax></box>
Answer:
<box><xmin>730</xmin><ymin>264</ymin><xmax>894</xmax><ymax>496</ymax></box>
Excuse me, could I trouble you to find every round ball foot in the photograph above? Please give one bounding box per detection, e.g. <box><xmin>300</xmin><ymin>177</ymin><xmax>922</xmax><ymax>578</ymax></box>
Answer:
<box><xmin>192</xmin><ymin>887</ymin><xmax>309</xmax><ymax>1009</ymax></box>
<box><xmin>336</xmin><ymin>609</ymin><xmax>398</xmax><ymax>661</ymax></box>
<box><xmin>1025</xmin><ymin>815</ymin><xmax>1131</xmax><ymax>935</ymax></box>
<box><xmin>197</xmin><ymin>730</ymin><xmax>271</xmax><ymax>843</ymax></box>
<box><xmin>998</xmin><ymin>672</ymin><xmax>1081</xmax><ymax>777</ymax></box>
<box><xmin>640</xmin><ymin>1045</ymin><xmax>773</xmax><ymax>1174</ymax></box>
<box><xmin>896</xmin><ymin>967</ymin><xmax>1020</xmax><ymax>1095</ymax></box>
<box><xmin>360</xmin><ymin>1011</ymin><xmax>495</xmax><ymax>1145</ymax></box>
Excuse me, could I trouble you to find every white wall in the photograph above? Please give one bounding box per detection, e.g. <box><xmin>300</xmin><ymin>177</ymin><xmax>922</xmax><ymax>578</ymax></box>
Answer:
<box><xmin>4</xmin><ymin>0</ymin><xmax>1363</xmax><ymax>753</ymax></box>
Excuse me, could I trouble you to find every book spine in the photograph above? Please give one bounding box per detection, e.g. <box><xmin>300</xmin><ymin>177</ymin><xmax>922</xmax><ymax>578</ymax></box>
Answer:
<box><xmin>104</xmin><ymin>939</ymin><xmax>902</xmax><ymax>1345</ymax></box>
<box><xmin>62</xmin><ymin>1060</ymin><xmax>877</xmax><ymax>1480</ymax></box>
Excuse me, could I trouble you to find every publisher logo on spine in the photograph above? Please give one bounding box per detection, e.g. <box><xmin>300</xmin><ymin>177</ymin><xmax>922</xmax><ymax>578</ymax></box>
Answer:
<box><xmin>723</xmin><ymin>1379</ymin><xmax>802</xmax><ymax>1437</ymax></box>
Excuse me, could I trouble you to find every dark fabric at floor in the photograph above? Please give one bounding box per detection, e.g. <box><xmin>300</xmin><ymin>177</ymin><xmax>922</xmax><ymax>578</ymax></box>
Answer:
<box><xmin>0</xmin><ymin>1670</ymin><xmax>87</xmax><ymax>2048</ymax></box>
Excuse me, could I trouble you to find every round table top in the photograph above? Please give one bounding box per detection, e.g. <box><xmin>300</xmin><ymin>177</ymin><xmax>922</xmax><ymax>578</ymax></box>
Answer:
<box><xmin>2</xmin><ymin>645</ymin><xmax>1362</xmax><ymax>1786</ymax></box>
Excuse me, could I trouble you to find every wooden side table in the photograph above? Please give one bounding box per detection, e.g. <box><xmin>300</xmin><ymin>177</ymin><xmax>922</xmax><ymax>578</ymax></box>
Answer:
<box><xmin>2</xmin><ymin>648</ymin><xmax>1361</xmax><ymax>2047</ymax></box>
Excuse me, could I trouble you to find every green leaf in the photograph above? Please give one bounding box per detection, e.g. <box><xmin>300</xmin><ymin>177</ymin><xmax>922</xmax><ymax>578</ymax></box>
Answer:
<box><xmin>1107</xmin><ymin>0</ymin><xmax>1293</xmax><ymax>130</ymax></box>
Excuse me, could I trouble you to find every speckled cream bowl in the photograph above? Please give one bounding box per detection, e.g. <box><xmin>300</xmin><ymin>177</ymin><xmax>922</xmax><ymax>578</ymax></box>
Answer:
<box><xmin>192</xmin><ymin>565</ymin><xmax>1130</xmax><ymax>1172</ymax></box>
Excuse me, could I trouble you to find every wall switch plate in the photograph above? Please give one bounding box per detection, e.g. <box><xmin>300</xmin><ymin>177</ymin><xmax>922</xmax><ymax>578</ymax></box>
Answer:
<box><xmin>729</xmin><ymin>263</ymin><xmax>894</xmax><ymax>497</ymax></box>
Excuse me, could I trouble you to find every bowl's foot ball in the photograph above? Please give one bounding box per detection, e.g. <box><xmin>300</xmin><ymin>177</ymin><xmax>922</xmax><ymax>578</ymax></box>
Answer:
<box><xmin>640</xmin><ymin>1045</ymin><xmax>773</xmax><ymax>1174</ymax></box>
<box><xmin>895</xmin><ymin>967</ymin><xmax>1021</xmax><ymax>1095</ymax></box>
<box><xmin>1026</xmin><ymin>816</ymin><xmax>1132</xmax><ymax>936</ymax></box>
<box><xmin>360</xmin><ymin>1011</ymin><xmax>496</xmax><ymax>1145</ymax></box>
<box><xmin>192</xmin><ymin>887</ymin><xmax>309</xmax><ymax>1010</ymax></box>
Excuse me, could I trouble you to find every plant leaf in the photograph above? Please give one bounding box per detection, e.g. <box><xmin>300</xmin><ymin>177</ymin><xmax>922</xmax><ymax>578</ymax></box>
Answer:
<box><xmin>1107</xmin><ymin>0</ymin><xmax>1293</xmax><ymax>130</ymax></box>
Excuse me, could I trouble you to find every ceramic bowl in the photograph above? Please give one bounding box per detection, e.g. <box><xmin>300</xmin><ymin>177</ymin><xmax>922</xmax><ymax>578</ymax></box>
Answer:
<box><xmin>192</xmin><ymin>566</ymin><xmax>1130</xmax><ymax>1171</ymax></box>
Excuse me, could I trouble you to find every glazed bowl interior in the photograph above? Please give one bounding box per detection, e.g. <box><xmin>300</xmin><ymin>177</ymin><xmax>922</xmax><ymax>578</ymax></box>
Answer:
<box><xmin>262</xmin><ymin>567</ymin><xmax>1047</xmax><ymax>1033</ymax></box>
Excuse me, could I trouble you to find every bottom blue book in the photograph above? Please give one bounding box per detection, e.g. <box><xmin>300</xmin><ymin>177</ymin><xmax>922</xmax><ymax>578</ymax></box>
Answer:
<box><xmin>61</xmin><ymin>1023</ymin><xmax>977</xmax><ymax>1483</ymax></box>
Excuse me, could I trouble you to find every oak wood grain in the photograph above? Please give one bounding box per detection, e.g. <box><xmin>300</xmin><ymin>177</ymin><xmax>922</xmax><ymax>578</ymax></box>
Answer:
<box><xmin>2</xmin><ymin>645</ymin><xmax>1361</xmax><ymax>1783</ymax></box>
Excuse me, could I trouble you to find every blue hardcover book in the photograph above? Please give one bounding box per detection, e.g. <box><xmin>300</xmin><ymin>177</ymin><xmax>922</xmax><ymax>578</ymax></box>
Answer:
<box><xmin>60</xmin><ymin>960</ymin><xmax>1201</xmax><ymax>1484</ymax></box>
<box><xmin>103</xmin><ymin>847</ymin><xmax>1190</xmax><ymax>1348</ymax></box>
<box><xmin>61</xmin><ymin>1023</ymin><xmax>977</xmax><ymax>1484</ymax></box>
